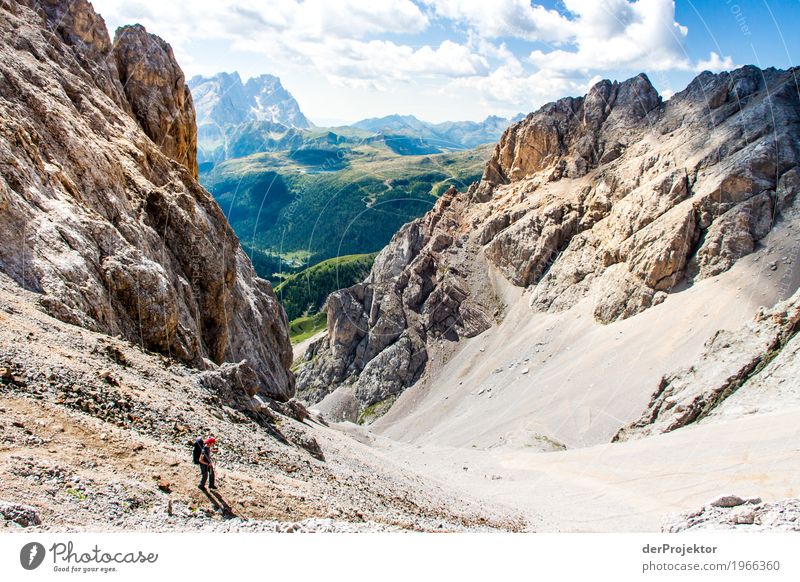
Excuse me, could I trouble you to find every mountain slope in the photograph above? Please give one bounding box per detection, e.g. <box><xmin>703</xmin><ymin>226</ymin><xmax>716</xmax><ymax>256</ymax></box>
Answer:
<box><xmin>0</xmin><ymin>0</ymin><xmax>532</xmax><ymax>533</ymax></box>
<box><xmin>189</xmin><ymin>72</ymin><xmax>311</xmax><ymax>162</ymax></box>
<box><xmin>0</xmin><ymin>272</ymin><xmax>521</xmax><ymax>532</ymax></box>
<box><xmin>615</xmin><ymin>286</ymin><xmax>800</xmax><ymax>441</ymax></box>
<box><xmin>295</xmin><ymin>67</ymin><xmax>800</xmax><ymax>426</ymax></box>
<box><xmin>0</xmin><ymin>0</ymin><xmax>293</xmax><ymax>398</ymax></box>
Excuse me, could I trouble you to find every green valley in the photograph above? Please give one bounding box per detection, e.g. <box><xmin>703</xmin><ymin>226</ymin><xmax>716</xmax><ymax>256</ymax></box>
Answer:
<box><xmin>276</xmin><ymin>253</ymin><xmax>376</xmax><ymax>322</ymax></box>
<box><xmin>201</xmin><ymin>133</ymin><xmax>491</xmax><ymax>278</ymax></box>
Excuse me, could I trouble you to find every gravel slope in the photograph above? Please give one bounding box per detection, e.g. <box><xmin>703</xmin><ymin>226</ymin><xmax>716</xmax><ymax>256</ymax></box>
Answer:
<box><xmin>0</xmin><ymin>274</ymin><xmax>527</xmax><ymax>532</ymax></box>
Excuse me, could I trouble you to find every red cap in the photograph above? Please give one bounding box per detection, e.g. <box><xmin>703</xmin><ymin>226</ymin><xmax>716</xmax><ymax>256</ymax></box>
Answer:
<box><xmin>204</xmin><ymin>437</ymin><xmax>217</xmax><ymax>445</ymax></box>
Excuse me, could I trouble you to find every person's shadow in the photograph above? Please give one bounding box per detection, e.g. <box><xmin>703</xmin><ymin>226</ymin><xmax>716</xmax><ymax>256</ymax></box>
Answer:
<box><xmin>202</xmin><ymin>488</ymin><xmax>239</xmax><ymax>520</ymax></box>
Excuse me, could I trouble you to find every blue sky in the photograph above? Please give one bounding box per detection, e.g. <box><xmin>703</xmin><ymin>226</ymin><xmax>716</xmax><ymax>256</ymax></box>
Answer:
<box><xmin>93</xmin><ymin>1</ymin><xmax>799</xmax><ymax>124</ymax></box>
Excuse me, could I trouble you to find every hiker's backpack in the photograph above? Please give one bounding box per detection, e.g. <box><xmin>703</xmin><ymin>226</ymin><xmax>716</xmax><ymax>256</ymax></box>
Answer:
<box><xmin>192</xmin><ymin>437</ymin><xmax>204</xmax><ymax>464</ymax></box>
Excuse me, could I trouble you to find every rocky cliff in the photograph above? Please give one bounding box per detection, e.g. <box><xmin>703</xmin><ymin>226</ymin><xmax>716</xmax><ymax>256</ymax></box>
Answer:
<box><xmin>114</xmin><ymin>24</ymin><xmax>198</xmax><ymax>179</ymax></box>
<box><xmin>0</xmin><ymin>0</ymin><xmax>294</xmax><ymax>399</ymax></box>
<box><xmin>297</xmin><ymin>67</ymin><xmax>800</xmax><ymax>421</ymax></box>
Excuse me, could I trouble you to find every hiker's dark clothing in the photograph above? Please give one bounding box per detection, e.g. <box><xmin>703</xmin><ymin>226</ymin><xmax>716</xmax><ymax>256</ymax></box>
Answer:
<box><xmin>199</xmin><ymin>446</ymin><xmax>215</xmax><ymax>488</ymax></box>
<box><xmin>200</xmin><ymin>464</ymin><xmax>215</xmax><ymax>488</ymax></box>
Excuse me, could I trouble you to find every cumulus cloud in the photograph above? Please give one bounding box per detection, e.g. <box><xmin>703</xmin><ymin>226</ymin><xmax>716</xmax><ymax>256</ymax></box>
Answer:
<box><xmin>458</xmin><ymin>66</ymin><xmax>593</xmax><ymax>109</ymax></box>
<box><xmin>695</xmin><ymin>51</ymin><xmax>736</xmax><ymax>72</ymax></box>
<box><xmin>453</xmin><ymin>0</ymin><xmax>735</xmax><ymax>110</ymax></box>
<box><xmin>528</xmin><ymin>0</ymin><xmax>692</xmax><ymax>73</ymax></box>
<box><xmin>96</xmin><ymin>0</ymin><xmax>428</xmax><ymax>43</ymax></box>
<box><xmin>307</xmin><ymin>39</ymin><xmax>490</xmax><ymax>84</ymax></box>
<box><xmin>94</xmin><ymin>0</ymin><xmax>486</xmax><ymax>82</ymax></box>
<box><xmin>92</xmin><ymin>0</ymin><xmax>735</xmax><ymax>115</ymax></box>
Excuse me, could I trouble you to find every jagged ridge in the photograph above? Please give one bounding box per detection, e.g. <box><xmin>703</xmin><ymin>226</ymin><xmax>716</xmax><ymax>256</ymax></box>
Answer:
<box><xmin>297</xmin><ymin>67</ymin><xmax>800</xmax><ymax>421</ymax></box>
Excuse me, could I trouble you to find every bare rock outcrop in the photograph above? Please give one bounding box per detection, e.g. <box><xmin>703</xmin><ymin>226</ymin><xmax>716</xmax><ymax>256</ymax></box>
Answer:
<box><xmin>483</xmin><ymin>74</ymin><xmax>661</xmax><ymax>184</ymax></box>
<box><xmin>297</xmin><ymin>66</ymin><xmax>799</xmax><ymax>418</ymax></box>
<box><xmin>0</xmin><ymin>500</ymin><xmax>42</xmax><ymax>527</ymax></box>
<box><xmin>0</xmin><ymin>1</ymin><xmax>293</xmax><ymax>399</ymax></box>
<box><xmin>113</xmin><ymin>24</ymin><xmax>198</xmax><ymax>178</ymax></box>
<box><xmin>614</xmin><ymin>288</ymin><xmax>800</xmax><ymax>441</ymax></box>
<box><xmin>665</xmin><ymin>497</ymin><xmax>800</xmax><ymax>532</ymax></box>
<box><xmin>297</xmin><ymin>188</ymin><xmax>496</xmax><ymax>416</ymax></box>
<box><xmin>10</xmin><ymin>0</ymin><xmax>129</xmax><ymax>108</ymax></box>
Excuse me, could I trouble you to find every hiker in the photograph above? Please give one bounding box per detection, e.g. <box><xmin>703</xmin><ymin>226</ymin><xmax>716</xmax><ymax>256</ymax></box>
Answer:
<box><xmin>195</xmin><ymin>437</ymin><xmax>218</xmax><ymax>490</ymax></box>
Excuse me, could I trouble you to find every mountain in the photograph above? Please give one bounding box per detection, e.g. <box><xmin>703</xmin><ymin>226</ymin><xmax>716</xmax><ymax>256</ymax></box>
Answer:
<box><xmin>350</xmin><ymin>113</ymin><xmax>520</xmax><ymax>151</ymax></box>
<box><xmin>188</xmin><ymin>79</ymin><xmax>515</xmax><ymax>163</ymax></box>
<box><xmin>189</xmin><ymin>72</ymin><xmax>311</xmax><ymax>129</ymax></box>
<box><xmin>0</xmin><ymin>0</ymin><xmax>529</xmax><ymax>533</ymax></box>
<box><xmin>188</xmin><ymin>72</ymin><xmax>311</xmax><ymax>162</ymax></box>
<box><xmin>296</xmin><ymin>67</ymin><xmax>800</xmax><ymax>437</ymax></box>
<box><xmin>3</xmin><ymin>0</ymin><xmax>799</xmax><ymax>534</ymax></box>
<box><xmin>187</xmin><ymin>78</ymin><xmax>499</xmax><ymax>324</ymax></box>
<box><xmin>351</xmin><ymin>114</ymin><xmax>433</xmax><ymax>136</ymax></box>
<box><xmin>0</xmin><ymin>0</ymin><xmax>293</xmax><ymax>398</ymax></box>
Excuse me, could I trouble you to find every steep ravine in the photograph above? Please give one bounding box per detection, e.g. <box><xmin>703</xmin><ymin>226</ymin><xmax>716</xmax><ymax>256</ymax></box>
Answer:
<box><xmin>0</xmin><ymin>0</ymin><xmax>530</xmax><ymax>532</ymax></box>
<box><xmin>1</xmin><ymin>0</ymin><xmax>798</xmax><ymax>533</ymax></box>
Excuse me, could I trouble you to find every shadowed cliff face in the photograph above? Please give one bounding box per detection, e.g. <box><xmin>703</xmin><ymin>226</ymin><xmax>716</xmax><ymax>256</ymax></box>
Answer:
<box><xmin>0</xmin><ymin>0</ymin><xmax>294</xmax><ymax>399</ymax></box>
<box><xmin>297</xmin><ymin>67</ymin><xmax>800</xmax><ymax>420</ymax></box>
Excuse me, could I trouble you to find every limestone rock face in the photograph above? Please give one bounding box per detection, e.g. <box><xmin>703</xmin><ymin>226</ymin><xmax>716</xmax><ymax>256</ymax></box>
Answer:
<box><xmin>297</xmin><ymin>65</ymin><xmax>800</xmax><ymax>417</ymax></box>
<box><xmin>614</xmin><ymin>289</ymin><xmax>800</xmax><ymax>441</ymax></box>
<box><xmin>0</xmin><ymin>0</ymin><xmax>293</xmax><ymax>399</ymax></box>
<box><xmin>113</xmin><ymin>25</ymin><xmax>198</xmax><ymax>179</ymax></box>
<box><xmin>11</xmin><ymin>0</ymin><xmax>129</xmax><ymax>109</ymax></box>
<box><xmin>297</xmin><ymin>187</ymin><xmax>496</xmax><ymax>413</ymax></box>
<box><xmin>483</xmin><ymin>74</ymin><xmax>661</xmax><ymax>184</ymax></box>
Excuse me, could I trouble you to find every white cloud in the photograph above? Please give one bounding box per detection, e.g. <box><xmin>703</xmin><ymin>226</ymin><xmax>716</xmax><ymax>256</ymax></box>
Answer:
<box><xmin>284</xmin><ymin>0</ymin><xmax>430</xmax><ymax>39</ymax></box>
<box><xmin>695</xmin><ymin>51</ymin><xmax>736</xmax><ymax>72</ymax></box>
<box><xmin>453</xmin><ymin>0</ymin><xmax>735</xmax><ymax>109</ymax></box>
<box><xmin>528</xmin><ymin>0</ymin><xmax>692</xmax><ymax>73</ymax></box>
<box><xmin>307</xmin><ymin>39</ymin><xmax>490</xmax><ymax>84</ymax></box>
<box><xmin>422</xmin><ymin>0</ymin><xmax>575</xmax><ymax>43</ymax></box>
<box><xmin>95</xmin><ymin>0</ymin><xmax>428</xmax><ymax>43</ymax></box>
<box><xmin>91</xmin><ymin>0</ymin><xmax>736</xmax><ymax>118</ymax></box>
<box><xmin>94</xmin><ymin>0</ymin><xmax>485</xmax><ymax>83</ymax></box>
<box><xmin>452</xmin><ymin>61</ymin><xmax>597</xmax><ymax>112</ymax></box>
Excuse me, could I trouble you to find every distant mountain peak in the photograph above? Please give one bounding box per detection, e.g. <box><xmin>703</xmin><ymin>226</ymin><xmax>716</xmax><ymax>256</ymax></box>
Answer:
<box><xmin>351</xmin><ymin>113</ymin><xmax>519</xmax><ymax>149</ymax></box>
<box><xmin>189</xmin><ymin>71</ymin><xmax>311</xmax><ymax>131</ymax></box>
<box><xmin>188</xmin><ymin>71</ymin><xmax>312</xmax><ymax>161</ymax></box>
